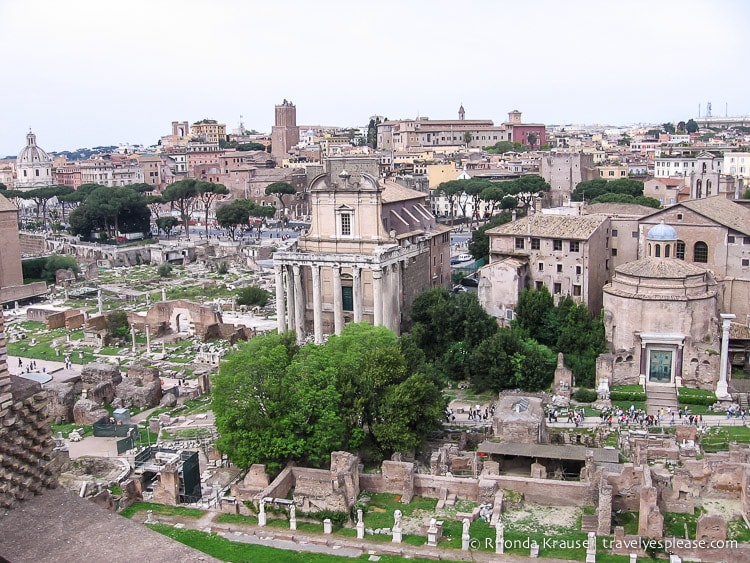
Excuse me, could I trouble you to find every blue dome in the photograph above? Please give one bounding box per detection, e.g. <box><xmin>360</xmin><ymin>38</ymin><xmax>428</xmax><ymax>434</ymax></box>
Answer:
<box><xmin>647</xmin><ymin>221</ymin><xmax>678</xmax><ymax>241</ymax></box>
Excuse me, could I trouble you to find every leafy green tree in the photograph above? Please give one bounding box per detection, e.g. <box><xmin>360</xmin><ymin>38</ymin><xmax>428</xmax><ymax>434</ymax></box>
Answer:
<box><xmin>162</xmin><ymin>179</ymin><xmax>200</xmax><ymax>239</ymax></box>
<box><xmin>197</xmin><ymin>181</ymin><xmax>229</xmax><ymax>236</ymax></box>
<box><xmin>69</xmin><ymin>185</ymin><xmax>150</xmax><ymax>239</ymax></box>
<box><xmin>106</xmin><ymin>311</ymin><xmax>130</xmax><ymax>340</ymax></box>
<box><xmin>264</xmin><ymin>182</ymin><xmax>296</xmax><ymax>219</ymax></box>
<box><xmin>527</xmin><ymin>131</ymin><xmax>538</xmax><ymax>149</ymax></box>
<box><xmin>514</xmin><ymin>286</ymin><xmax>556</xmax><ymax>346</ymax></box>
<box><xmin>41</xmin><ymin>255</ymin><xmax>79</xmax><ymax>284</ymax></box>
<box><xmin>25</xmin><ymin>185</ymin><xmax>74</xmax><ymax>228</ymax></box>
<box><xmin>572</xmin><ymin>178</ymin><xmax>644</xmax><ymax>202</ymax></box>
<box><xmin>554</xmin><ymin>297</ymin><xmax>606</xmax><ymax>387</ymax></box>
<box><xmin>485</xmin><ymin>141</ymin><xmax>529</xmax><ymax>154</ymax></box>
<box><xmin>435</xmin><ymin>180</ymin><xmax>465</xmax><ymax>224</ymax></box>
<box><xmin>156</xmin><ymin>216</ymin><xmax>179</xmax><ymax>237</ymax></box>
<box><xmin>618</xmin><ymin>134</ymin><xmax>631</xmax><ymax>147</ymax></box>
<box><xmin>589</xmin><ymin>192</ymin><xmax>661</xmax><ymax>208</ymax></box>
<box><xmin>157</xmin><ymin>263</ymin><xmax>173</xmax><ymax>277</ymax></box>
<box><xmin>237</xmin><ymin>142</ymin><xmax>266</xmax><ymax>151</ymax></box>
<box><xmin>463</xmin><ymin>131</ymin><xmax>473</xmax><ymax>145</ymax></box>
<box><xmin>144</xmin><ymin>194</ymin><xmax>164</xmax><ymax>220</ymax></box>
<box><xmin>677</xmin><ymin>121</ymin><xmax>687</xmax><ymax>132</ymax></box>
<box><xmin>686</xmin><ymin>119</ymin><xmax>698</xmax><ymax>133</ymax></box>
<box><xmin>237</xmin><ymin>286</ymin><xmax>270</xmax><ymax>307</ymax></box>
<box><xmin>0</xmin><ymin>182</ymin><xmax>6</xmax><ymax>190</ymax></box>
<box><xmin>663</xmin><ymin>122</ymin><xmax>676</xmax><ymax>134</ymax></box>
<box><xmin>216</xmin><ymin>200</ymin><xmax>250</xmax><ymax>240</ymax></box>
<box><xmin>743</xmin><ymin>188</ymin><xmax>750</xmax><ymax>199</ymax></box>
<box><xmin>507</xmin><ymin>175</ymin><xmax>551</xmax><ymax>213</ymax></box>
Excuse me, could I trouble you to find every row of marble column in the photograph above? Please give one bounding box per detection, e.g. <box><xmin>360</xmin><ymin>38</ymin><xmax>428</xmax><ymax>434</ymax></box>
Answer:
<box><xmin>275</xmin><ymin>262</ymin><xmax>402</xmax><ymax>343</ymax></box>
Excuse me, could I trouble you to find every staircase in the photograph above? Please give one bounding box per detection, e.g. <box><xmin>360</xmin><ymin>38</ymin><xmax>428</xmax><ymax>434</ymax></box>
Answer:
<box><xmin>738</xmin><ymin>393</ymin><xmax>749</xmax><ymax>412</ymax></box>
<box><xmin>581</xmin><ymin>514</ymin><xmax>598</xmax><ymax>533</ymax></box>
<box><xmin>645</xmin><ymin>385</ymin><xmax>680</xmax><ymax>416</ymax></box>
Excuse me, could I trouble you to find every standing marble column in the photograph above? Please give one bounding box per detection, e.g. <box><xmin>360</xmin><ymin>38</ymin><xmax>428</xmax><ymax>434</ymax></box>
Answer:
<box><xmin>286</xmin><ymin>265</ymin><xmax>295</xmax><ymax>331</ymax></box>
<box><xmin>145</xmin><ymin>324</ymin><xmax>151</xmax><ymax>354</ymax></box>
<box><xmin>293</xmin><ymin>265</ymin><xmax>305</xmax><ymax>342</ymax></box>
<box><xmin>332</xmin><ymin>265</ymin><xmax>343</xmax><ymax>335</ymax></box>
<box><xmin>131</xmin><ymin>326</ymin><xmax>137</xmax><ymax>352</ymax></box>
<box><xmin>97</xmin><ymin>289</ymin><xmax>103</xmax><ymax>316</ymax></box>
<box><xmin>382</xmin><ymin>266</ymin><xmax>393</xmax><ymax>331</ymax></box>
<box><xmin>717</xmin><ymin>313</ymin><xmax>735</xmax><ymax>399</ymax></box>
<box><xmin>274</xmin><ymin>265</ymin><xmax>286</xmax><ymax>334</ymax></box>
<box><xmin>353</xmin><ymin>266</ymin><xmax>362</xmax><ymax>322</ymax></box>
<box><xmin>372</xmin><ymin>267</ymin><xmax>383</xmax><ymax>326</ymax></box>
<box><xmin>311</xmin><ymin>265</ymin><xmax>323</xmax><ymax>344</ymax></box>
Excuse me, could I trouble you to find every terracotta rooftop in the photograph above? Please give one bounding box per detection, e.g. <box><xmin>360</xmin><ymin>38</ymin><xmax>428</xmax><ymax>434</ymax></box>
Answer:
<box><xmin>583</xmin><ymin>203</ymin><xmax>656</xmax><ymax>217</ymax></box>
<box><xmin>615</xmin><ymin>257</ymin><xmax>709</xmax><ymax>278</ymax></box>
<box><xmin>381</xmin><ymin>180</ymin><xmax>429</xmax><ymax>204</ymax></box>
<box><xmin>486</xmin><ymin>214</ymin><xmax>608</xmax><ymax>240</ymax></box>
<box><xmin>677</xmin><ymin>196</ymin><xmax>750</xmax><ymax>236</ymax></box>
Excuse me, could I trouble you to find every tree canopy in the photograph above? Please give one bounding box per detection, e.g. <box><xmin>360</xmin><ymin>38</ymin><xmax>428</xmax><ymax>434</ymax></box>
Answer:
<box><xmin>571</xmin><ymin>178</ymin><xmax>644</xmax><ymax>202</ymax></box>
<box><xmin>589</xmin><ymin>192</ymin><xmax>661</xmax><ymax>208</ymax></box>
<box><xmin>213</xmin><ymin>324</ymin><xmax>446</xmax><ymax>471</ymax></box>
<box><xmin>68</xmin><ymin>185</ymin><xmax>151</xmax><ymax>240</ymax></box>
<box><xmin>161</xmin><ymin>179</ymin><xmax>200</xmax><ymax>238</ymax></box>
<box><xmin>196</xmin><ymin>181</ymin><xmax>229</xmax><ymax>235</ymax></box>
<box><xmin>264</xmin><ymin>182</ymin><xmax>296</xmax><ymax>218</ymax></box>
<box><xmin>485</xmin><ymin>141</ymin><xmax>529</xmax><ymax>154</ymax></box>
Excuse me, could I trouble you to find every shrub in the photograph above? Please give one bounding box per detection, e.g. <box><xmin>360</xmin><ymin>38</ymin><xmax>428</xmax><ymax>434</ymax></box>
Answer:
<box><xmin>573</xmin><ymin>388</ymin><xmax>597</xmax><ymax>403</ymax></box>
<box><xmin>678</xmin><ymin>388</ymin><xmax>717</xmax><ymax>406</ymax></box>
<box><xmin>158</xmin><ymin>263</ymin><xmax>173</xmax><ymax>278</ymax></box>
<box><xmin>303</xmin><ymin>509</ymin><xmax>349</xmax><ymax>527</ymax></box>
<box><xmin>107</xmin><ymin>311</ymin><xmax>130</xmax><ymax>340</ymax></box>
<box><xmin>237</xmin><ymin>286</ymin><xmax>270</xmax><ymax>307</ymax></box>
<box><xmin>610</xmin><ymin>389</ymin><xmax>647</xmax><ymax>403</ymax></box>
<box><xmin>216</xmin><ymin>262</ymin><xmax>228</xmax><ymax>275</ymax></box>
<box><xmin>22</xmin><ymin>255</ymin><xmax>79</xmax><ymax>284</ymax></box>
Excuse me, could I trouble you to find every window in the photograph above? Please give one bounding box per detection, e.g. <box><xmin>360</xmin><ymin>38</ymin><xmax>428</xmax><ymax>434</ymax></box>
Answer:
<box><xmin>612</xmin><ymin>229</ymin><xmax>618</xmax><ymax>237</ymax></box>
<box><xmin>515</xmin><ymin>237</ymin><xmax>525</xmax><ymax>249</ymax></box>
<box><xmin>342</xmin><ymin>286</ymin><xmax>354</xmax><ymax>311</ymax></box>
<box><xmin>631</xmin><ymin>231</ymin><xmax>638</xmax><ymax>238</ymax></box>
<box><xmin>693</xmin><ymin>241</ymin><xmax>708</xmax><ymax>263</ymax></box>
<box><xmin>553</xmin><ymin>239</ymin><xmax>562</xmax><ymax>251</ymax></box>
<box><xmin>728</xmin><ymin>236</ymin><xmax>736</xmax><ymax>244</ymax></box>
<box><xmin>572</xmin><ymin>284</ymin><xmax>581</xmax><ymax>296</ymax></box>
<box><xmin>612</xmin><ymin>248</ymin><xmax>618</xmax><ymax>256</ymax></box>
<box><xmin>676</xmin><ymin>240</ymin><xmax>686</xmax><ymax>260</ymax></box>
<box><xmin>742</xmin><ymin>259</ymin><xmax>750</xmax><ymax>267</ymax></box>
<box><xmin>340</xmin><ymin>213</ymin><xmax>352</xmax><ymax>235</ymax></box>
<box><xmin>535</xmin><ymin>281</ymin><xmax>543</xmax><ymax>290</ymax></box>
<box><xmin>553</xmin><ymin>283</ymin><xmax>561</xmax><ymax>294</ymax></box>
<box><xmin>575</xmin><ymin>265</ymin><xmax>582</xmax><ymax>275</ymax></box>
<box><xmin>570</xmin><ymin>241</ymin><xmax>580</xmax><ymax>252</ymax></box>
<box><xmin>538</xmin><ymin>262</ymin><xmax>544</xmax><ymax>271</ymax></box>
<box><xmin>556</xmin><ymin>264</ymin><xmax>563</xmax><ymax>273</ymax></box>
<box><xmin>531</xmin><ymin>238</ymin><xmax>540</xmax><ymax>250</ymax></box>
<box><xmin>744</xmin><ymin>237</ymin><xmax>750</xmax><ymax>245</ymax></box>
<box><xmin>506</xmin><ymin>309</ymin><xmax>513</xmax><ymax>320</ymax></box>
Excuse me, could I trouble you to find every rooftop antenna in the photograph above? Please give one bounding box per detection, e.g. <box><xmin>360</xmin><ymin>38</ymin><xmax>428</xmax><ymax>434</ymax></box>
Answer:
<box><xmin>706</xmin><ymin>102</ymin><xmax>712</xmax><ymax>118</ymax></box>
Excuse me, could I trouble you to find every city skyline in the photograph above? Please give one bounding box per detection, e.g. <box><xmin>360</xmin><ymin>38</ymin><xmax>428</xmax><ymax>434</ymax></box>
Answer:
<box><xmin>1</xmin><ymin>0</ymin><xmax>749</xmax><ymax>156</ymax></box>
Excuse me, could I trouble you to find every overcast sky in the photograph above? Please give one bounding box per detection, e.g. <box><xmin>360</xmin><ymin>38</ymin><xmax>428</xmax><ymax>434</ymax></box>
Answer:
<box><xmin>1</xmin><ymin>0</ymin><xmax>749</xmax><ymax>156</ymax></box>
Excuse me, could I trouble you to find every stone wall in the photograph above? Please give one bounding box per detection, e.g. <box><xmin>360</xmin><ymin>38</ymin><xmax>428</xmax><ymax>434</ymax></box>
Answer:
<box><xmin>0</xmin><ymin>311</ymin><xmax>58</xmax><ymax>510</ymax></box>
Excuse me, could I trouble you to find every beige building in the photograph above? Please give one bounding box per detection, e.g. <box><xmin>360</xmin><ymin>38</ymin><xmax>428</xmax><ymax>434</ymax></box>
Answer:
<box><xmin>190</xmin><ymin>120</ymin><xmax>226</xmax><ymax>144</ymax></box>
<box><xmin>478</xmin><ymin>214</ymin><xmax>612</xmax><ymax>323</ymax></box>
<box><xmin>15</xmin><ymin>131</ymin><xmax>53</xmax><ymax>190</ymax></box>
<box><xmin>539</xmin><ymin>152</ymin><xmax>597</xmax><ymax>207</ymax></box>
<box><xmin>273</xmin><ymin>157</ymin><xmax>451</xmax><ymax>343</ymax></box>
<box><xmin>600</xmin><ymin>222</ymin><xmax>722</xmax><ymax>393</ymax></box>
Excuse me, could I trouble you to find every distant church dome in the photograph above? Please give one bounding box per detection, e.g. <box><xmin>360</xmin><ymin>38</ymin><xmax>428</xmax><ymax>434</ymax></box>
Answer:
<box><xmin>647</xmin><ymin>220</ymin><xmax>678</xmax><ymax>241</ymax></box>
<box><xmin>15</xmin><ymin>131</ymin><xmax>53</xmax><ymax>189</ymax></box>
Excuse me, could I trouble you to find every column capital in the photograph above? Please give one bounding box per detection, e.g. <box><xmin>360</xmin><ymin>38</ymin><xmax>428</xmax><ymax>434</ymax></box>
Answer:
<box><xmin>371</xmin><ymin>267</ymin><xmax>383</xmax><ymax>279</ymax></box>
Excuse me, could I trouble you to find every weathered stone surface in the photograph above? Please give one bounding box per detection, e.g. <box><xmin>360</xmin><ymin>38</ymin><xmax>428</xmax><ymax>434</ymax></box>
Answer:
<box><xmin>80</xmin><ymin>363</ymin><xmax>122</xmax><ymax>387</ymax></box>
<box><xmin>45</xmin><ymin>380</ymin><xmax>77</xmax><ymax>422</ymax></box>
<box><xmin>159</xmin><ymin>393</ymin><xmax>177</xmax><ymax>408</ymax></box>
<box><xmin>88</xmin><ymin>381</ymin><xmax>115</xmax><ymax>405</ymax></box>
<box><xmin>696</xmin><ymin>514</ymin><xmax>727</xmax><ymax>541</ymax></box>
<box><xmin>115</xmin><ymin>378</ymin><xmax>162</xmax><ymax>409</ymax></box>
<box><xmin>126</xmin><ymin>363</ymin><xmax>160</xmax><ymax>383</ymax></box>
<box><xmin>72</xmin><ymin>399</ymin><xmax>108</xmax><ymax>425</ymax></box>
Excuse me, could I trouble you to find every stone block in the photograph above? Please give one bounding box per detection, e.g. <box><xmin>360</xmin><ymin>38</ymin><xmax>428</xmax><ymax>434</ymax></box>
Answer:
<box><xmin>72</xmin><ymin>399</ymin><xmax>108</xmax><ymax>426</ymax></box>
<box><xmin>696</xmin><ymin>514</ymin><xmax>727</xmax><ymax>541</ymax></box>
<box><xmin>80</xmin><ymin>362</ymin><xmax>122</xmax><ymax>387</ymax></box>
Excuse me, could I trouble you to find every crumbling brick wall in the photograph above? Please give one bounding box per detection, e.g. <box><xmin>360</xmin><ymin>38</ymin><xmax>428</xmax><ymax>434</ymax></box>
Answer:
<box><xmin>0</xmin><ymin>312</ymin><xmax>58</xmax><ymax>510</ymax></box>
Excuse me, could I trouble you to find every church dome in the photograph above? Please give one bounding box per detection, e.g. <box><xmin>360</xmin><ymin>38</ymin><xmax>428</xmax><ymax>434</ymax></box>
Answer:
<box><xmin>647</xmin><ymin>220</ymin><xmax>677</xmax><ymax>241</ymax></box>
<box><xmin>17</xmin><ymin>131</ymin><xmax>51</xmax><ymax>165</ymax></box>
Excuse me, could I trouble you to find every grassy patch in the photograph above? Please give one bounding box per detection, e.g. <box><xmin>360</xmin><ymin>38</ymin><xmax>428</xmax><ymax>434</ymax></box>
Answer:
<box><xmin>119</xmin><ymin>501</ymin><xmax>205</xmax><ymax>519</ymax></box>
<box><xmin>701</xmin><ymin>425</ymin><xmax>750</xmax><ymax>453</ymax></box>
<box><xmin>678</xmin><ymin>388</ymin><xmax>717</xmax><ymax>406</ymax></box>
<box><xmin>612</xmin><ymin>511</ymin><xmax>639</xmax><ymax>535</ymax></box>
<box><xmin>214</xmin><ymin>513</ymin><xmax>258</xmax><ymax>526</ymax></box>
<box><xmin>728</xmin><ymin>518</ymin><xmax>750</xmax><ymax>542</ymax></box>
<box><xmin>663</xmin><ymin>508</ymin><xmax>705</xmax><ymax>539</ymax></box>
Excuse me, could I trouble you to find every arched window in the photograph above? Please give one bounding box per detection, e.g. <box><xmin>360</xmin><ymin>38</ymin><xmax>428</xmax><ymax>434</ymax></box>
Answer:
<box><xmin>665</xmin><ymin>245</ymin><xmax>671</xmax><ymax>258</ymax></box>
<box><xmin>676</xmin><ymin>240</ymin><xmax>686</xmax><ymax>260</ymax></box>
<box><xmin>693</xmin><ymin>241</ymin><xmax>708</xmax><ymax>263</ymax></box>
<box><xmin>696</xmin><ymin>179</ymin><xmax>702</xmax><ymax>198</ymax></box>
<box><xmin>654</xmin><ymin>244</ymin><xmax>661</xmax><ymax>258</ymax></box>
<box><xmin>648</xmin><ymin>243</ymin><xmax>652</xmax><ymax>256</ymax></box>
<box><xmin>706</xmin><ymin>179</ymin><xmax>712</xmax><ymax>195</ymax></box>
<box><xmin>702</xmin><ymin>162</ymin><xmax>707</xmax><ymax>173</ymax></box>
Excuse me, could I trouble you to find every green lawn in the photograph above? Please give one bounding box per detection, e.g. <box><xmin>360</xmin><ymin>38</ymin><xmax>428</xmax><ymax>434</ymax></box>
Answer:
<box><xmin>120</xmin><ymin>501</ymin><xmax>205</xmax><ymax>519</ymax></box>
<box><xmin>701</xmin><ymin>425</ymin><xmax>750</xmax><ymax>453</ymax></box>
